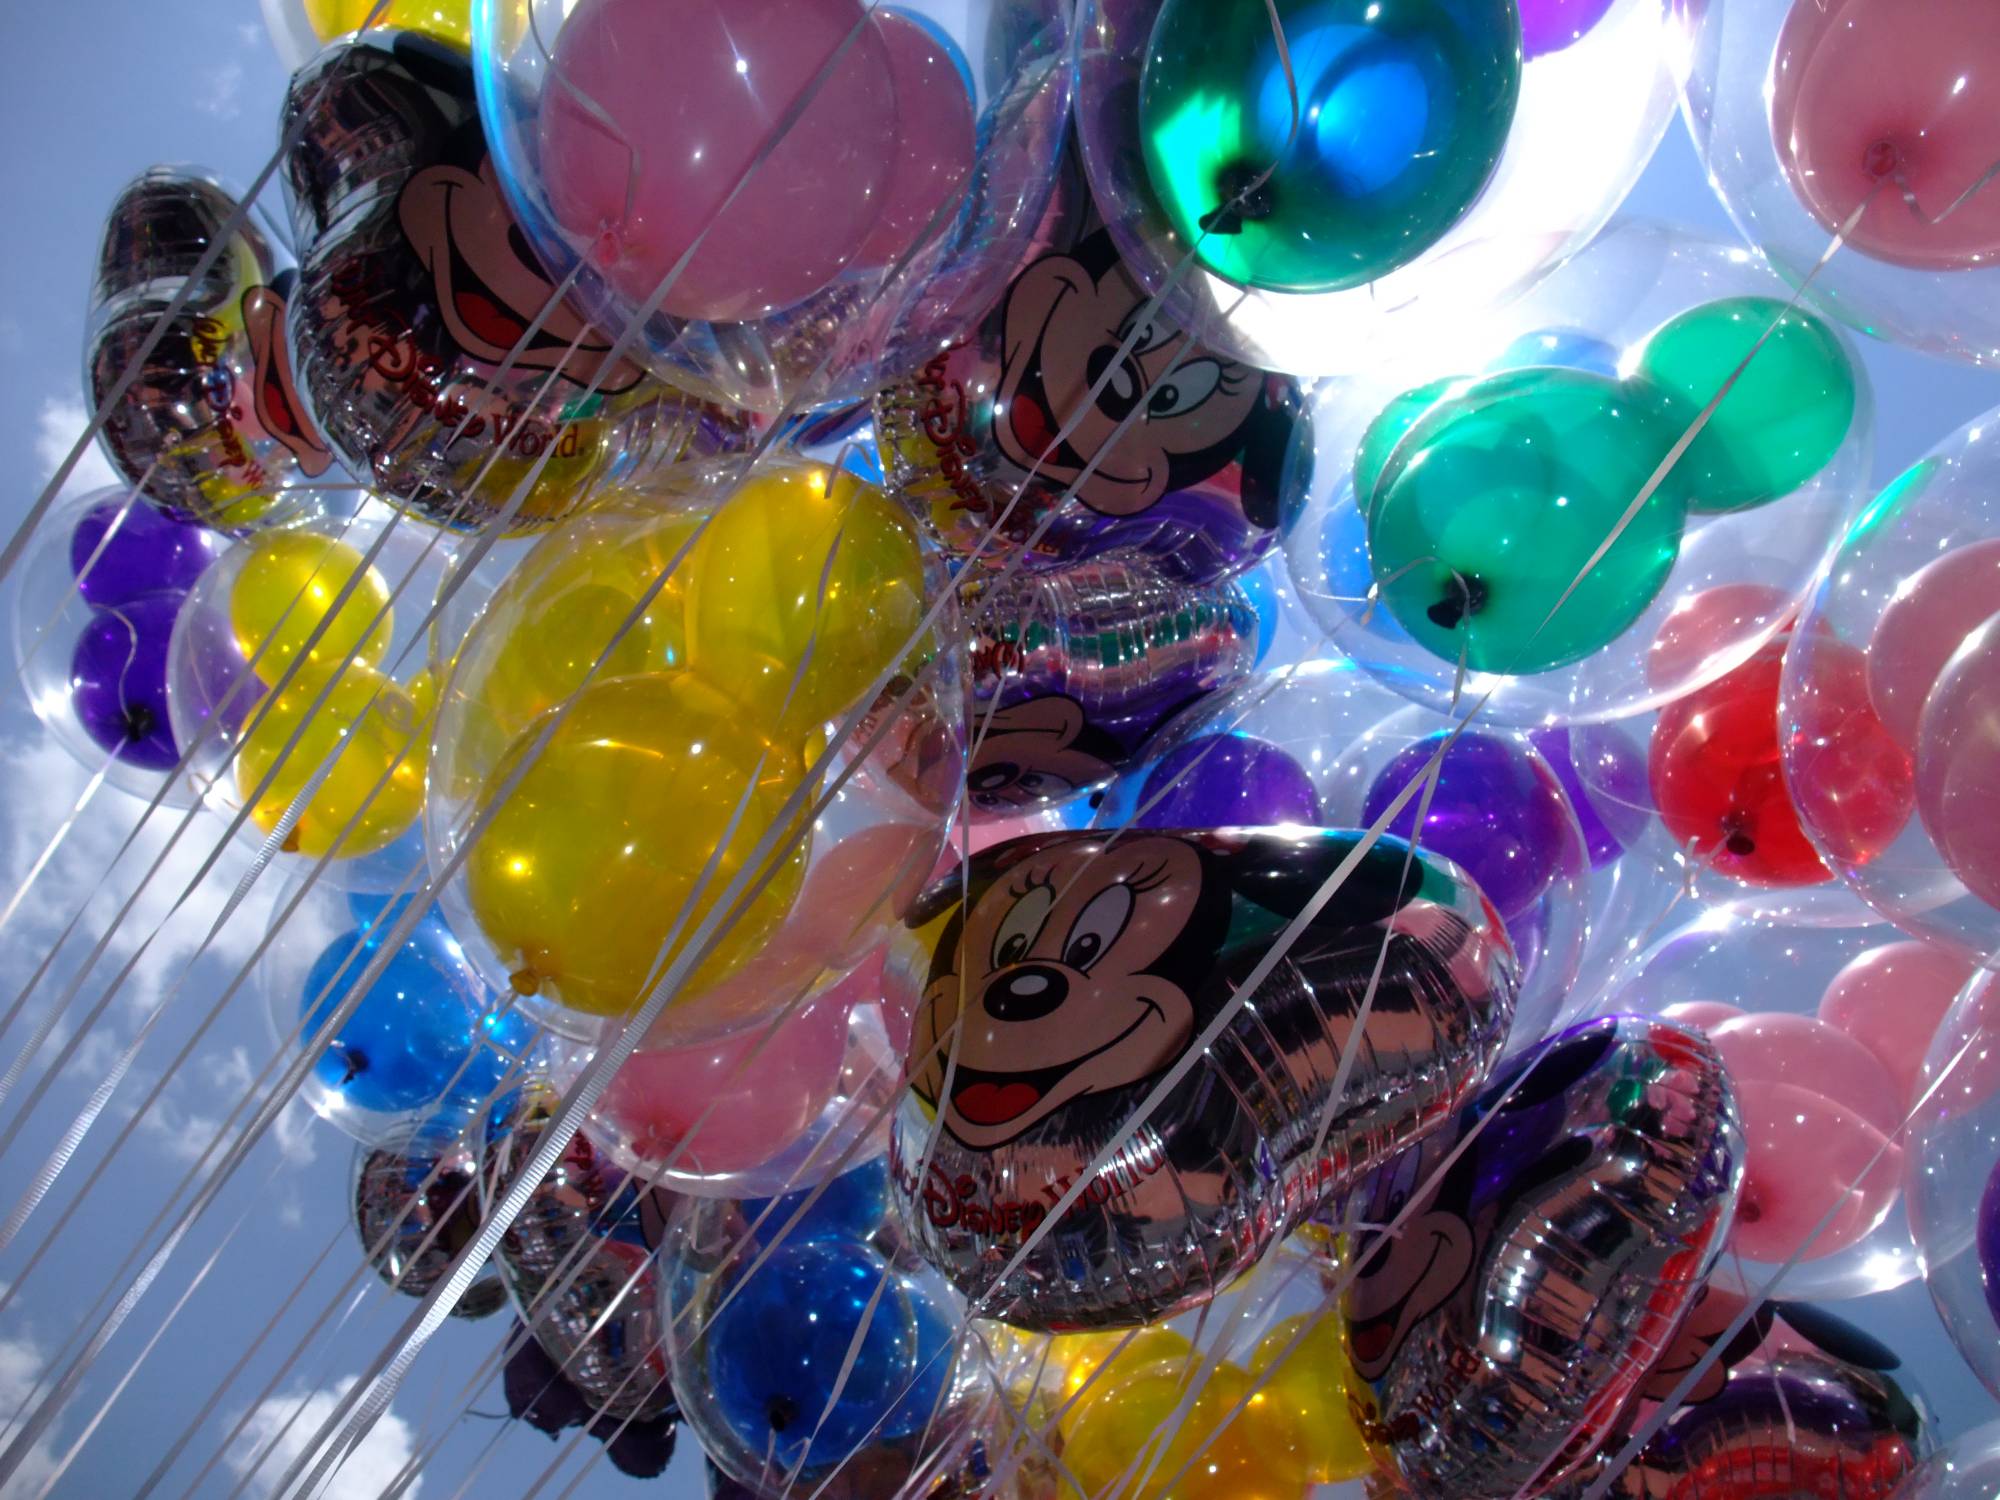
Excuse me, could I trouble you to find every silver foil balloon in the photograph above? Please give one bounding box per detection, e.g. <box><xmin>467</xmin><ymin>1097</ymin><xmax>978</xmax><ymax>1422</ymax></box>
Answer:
<box><xmin>1339</xmin><ymin>1015</ymin><xmax>1744</xmax><ymax>1499</ymax></box>
<box><xmin>962</xmin><ymin>555</ymin><xmax>1257</xmax><ymax>818</ymax></box>
<box><xmin>278</xmin><ymin>32</ymin><xmax>747</xmax><ymax>536</ymax></box>
<box><xmin>528</xmin><ymin>1238</ymin><xmax>676</xmax><ymax>1424</ymax></box>
<box><xmin>351</xmin><ymin>1135</ymin><xmax>507</xmax><ymax>1318</ymax></box>
<box><xmin>886</xmin><ymin>826</ymin><xmax>1518</xmax><ymax>1331</ymax></box>
<box><xmin>87</xmin><ymin>167</ymin><xmax>333</xmax><ymax>531</ymax></box>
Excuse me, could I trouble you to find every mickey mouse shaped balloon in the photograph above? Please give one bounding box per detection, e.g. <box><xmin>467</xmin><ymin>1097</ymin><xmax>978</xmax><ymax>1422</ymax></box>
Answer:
<box><xmin>278</xmin><ymin>33</ymin><xmax>736</xmax><ymax>534</ymax></box>
<box><xmin>87</xmin><ymin>168</ymin><xmax>334</xmax><ymax>531</ymax></box>
<box><xmin>875</xmin><ymin>221</ymin><xmax>1308</xmax><ymax>584</ymax></box>
<box><xmin>886</xmin><ymin>826</ymin><xmax>1518</xmax><ymax>1331</ymax></box>
<box><xmin>1337</xmin><ymin>1015</ymin><xmax>1743</xmax><ymax>1498</ymax></box>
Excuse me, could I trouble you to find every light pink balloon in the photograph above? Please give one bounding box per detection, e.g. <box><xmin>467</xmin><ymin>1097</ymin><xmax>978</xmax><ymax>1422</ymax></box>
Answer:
<box><xmin>1818</xmin><ymin>940</ymin><xmax>1975</xmax><ymax>1106</ymax></box>
<box><xmin>854</xmin><ymin>9</ymin><xmax>976</xmax><ymax>266</ymax></box>
<box><xmin>1865</xmin><ymin>541</ymin><xmax>2000</xmax><ymax>750</ymax></box>
<box><xmin>1660</xmin><ymin>1001</ymin><xmax>1747</xmax><ymax>1032</ymax></box>
<box><xmin>598</xmin><ymin>970</ymin><xmax>868</xmax><ymax>1178</ymax></box>
<box><xmin>1916</xmin><ymin>618</ymin><xmax>2000</xmax><ymax>912</ymax></box>
<box><xmin>538</xmin><ymin>0</ymin><xmax>898</xmax><ymax>322</ymax></box>
<box><xmin>1731</xmin><ymin>1080</ymin><xmax>1903</xmax><ymax>1263</ymax></box>
<box><xmin>1710</xmin><ymin>1011</ymin><xmax>1902</xmax><ymax>1138</ymax></box>
<box><xmin>1770</xmin><ymin>0</ymin><xmax>2000</xmax><ymax>270</ymax></box>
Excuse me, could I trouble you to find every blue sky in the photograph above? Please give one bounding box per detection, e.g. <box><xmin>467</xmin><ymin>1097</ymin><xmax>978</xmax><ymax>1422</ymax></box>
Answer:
<box><xmin>0</xmin><ymin>3</ymin><xmax>1994</xmax><ymax>1498</ymax></box>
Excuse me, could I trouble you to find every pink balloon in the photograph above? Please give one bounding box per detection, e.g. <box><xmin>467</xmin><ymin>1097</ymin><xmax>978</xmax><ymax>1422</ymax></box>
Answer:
<box><xmin>1771</xmin><ymin>0</ymin><xmax>2000</xmax><ymax>270</ymax></box>
<box><xmin>538</xmin><ymin>0</ymin><xmax>898</xmax><ymax>322</ymax></box>
<box><xmin>598</xmin><ymin>975</ymin><xmax>863</xmax><ymax>1178</ymax></box>
<box><xmin>1731</xmin><ymin>1081</ymin><xmax>1903</xmax><ymax>1263</ymax></box>
<box><xmin>854</xmin><ymin>9</ymin><xmax>976</xmax><ymax>266</ymax></box>
<box><xmin>1710</xmin><ymin>1012</ymin><xmax>1902</xmax><ymax>1138</ymax></box>
<box><xmin>1916</xmin><ymin>619</ymin><xmax>2000</xmax><ymax>912</ymax></box>
<box><xmin>1660</xmin><ymin>1001</ymin><xmax>1747</xmax><ymax>1032</ymax></box>
<box><xmin>1818</xmin><ymin>940</ymin><xmax>1975</xmax><ymax>1106</ymax></box>
<box><xmin>1865</xmin><ymin>540</ymin><xmax>2000</xmax><ymax>750</ymax></box>
<box><xmin>1646</xmin><ymin>583</ymin><xmax>1792</xmax><ymax>692</ymax></box>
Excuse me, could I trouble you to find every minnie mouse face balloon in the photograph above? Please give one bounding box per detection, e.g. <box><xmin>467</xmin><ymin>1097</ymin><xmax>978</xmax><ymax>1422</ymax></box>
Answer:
<box><xmin>887</xmin><ymin>826</ymin><xmax>1517</xmax><ymax>1330</ymax></box>
<box><xmin>875</xmin><ymin>223</ymin><xmax>1309</xmax><ymax>583</ymax></box>
<box><xmin>88</xmin><ymin>168</ymin><xmax>333</xmax><ymax>532</ymax></box>
<box><xmin>279</xmin><ymin>33</ymin><xmax>733</xmax><ymax>535</ymax></box>
<box><xmin>1338</xmin><ymin>1016</ymin><xmax>1743</xmax><ymax>1498</ymax></box>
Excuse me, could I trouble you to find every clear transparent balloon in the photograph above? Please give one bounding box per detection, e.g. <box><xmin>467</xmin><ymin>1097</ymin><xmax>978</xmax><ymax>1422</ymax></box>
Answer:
<box><xmin>1907</xmin><ymin>972</ymin><xmax>2000</xmax><ymax>1405</ymax></box>
<box><xmin>258</xmin><ymin>870</ymin><xmax>543</xmax><ymax>1146</ymax></box>
<box><xmin>471</xmin><ymin>0</ymin><xmax>1074</xmax><ymax>416</ymax></box>
<box><xmin>659</xmin><ymin>1161</ymin><xmax>996</xmax><ymax>1496</ymax></box>
<box><xmin>165</xmin><ymin>499</ymin><xmax>484</xmax><ymax>891</ymax></box>
<box><xmin>1892</xmin><ymin>1418</ymin><xmax>2000</xmax><ymax>1500</ymax></box>
<box><xmin>425</xmin><ymin>457</ymin><xmax>964</xmax><ymax>1048</ymax></box>
<box><xmin>1282</xmin><ymin>221</ymin><xmax>1875</xmax><ymax>725</ymax></box>
<box><xmin>1782</xmin><ymin>409</ymin><xmax>2000</xmax><ymax>969</ymax></box>
<box><xmin>1672</xmin><ymin>0</ymin><xmax>2000</xmax><ymax>367</ymax></box>
<box><xmin>1072</xmin><ymin>0</ymin><xmax>1676</xmax><ymax>377</ymax></box>
<box><xmin>1092</xmin><ymin>657</ymin><xmax>1589</xmax><ymax>1051</ymax></box>
<box><xmin>1600</xmin><ymin>903</ymin><xmax>1938</xmax><ymax>1299</ymax></box>
<box><xmin>11</xmin><ymin>486</ymin><xmax>221</xmax><ymax>805</ymax></box>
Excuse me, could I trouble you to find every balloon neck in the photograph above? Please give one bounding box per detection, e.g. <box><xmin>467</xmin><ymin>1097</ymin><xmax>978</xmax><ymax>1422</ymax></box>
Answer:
<box><xmin>1861</xmin><ymin>138</ymin><xmax>1904</xmax><ymax>183</ymax></box>
<box><xmin>338</xmin><ymin>1047</ymin><xmax>367</xmax><ymax>1086</ymax></box>
<box><xmin>280</xmin><ymin>826</ymin><xmax>301</xmax><ymax>854</ymax></box>
<box><xmin>121</xmin><ymin>705</ymin><xmax>156</xmax><ymax>743</ymax></box>
<box><xmin>766</xmin><ymin>1396</ymin><xmax>798</xmax><ymax>1434</ymax></box>
<box><xmin>508</xmin><ymin>967</ymin><xmax>542</xmax><ymax>998</ymax></box>
<box><xmin>1199</xmin><ymin>161</ymin><xmax>1276</xmax><ymax>237</ymax></box>
<box><xmin>1426</xmin><ymin>574</ymin><xmax>1489</xmax><ymax>631</ymax></box>
<box><xmin>1720</xmin><ymin>815</ymin><xmax>1756</xmax><ymax>859</ymax></box>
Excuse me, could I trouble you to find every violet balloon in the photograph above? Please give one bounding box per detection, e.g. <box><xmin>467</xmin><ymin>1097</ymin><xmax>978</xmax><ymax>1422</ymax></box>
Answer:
<box><xmin>1362</xmin><ymin>730</ymin><xmax>1572</xmax><ymax>919</ymax></box>
<box><xmin>1130</xmin><ymin>733</ymin><xmax>1321</xmax><ymax>829</ymax></box>
<box><xmin>68</xmin><ymin>592</ymin><xmax>183</xmax><ymax>771</ymax></box>
<box><xmin>68</xmin><ymin>498</ymin><xmax>214</xmax><ymax>610</ymax></box>
<box><xmin>1531</xmin><ymin>722</ymin><xmax>1649</xmax><ymax>869</ymax></box>
<box><xmin>1516</xmin><ymin>0</ymin><xmax>1618</xmax><ymax>57</ymax></box>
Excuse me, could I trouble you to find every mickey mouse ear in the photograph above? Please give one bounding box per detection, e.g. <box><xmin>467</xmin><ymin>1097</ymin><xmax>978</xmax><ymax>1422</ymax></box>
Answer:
<box><xmin>1771</xmin><ymin>1299</ymin><xmax>1902</xmax><ymax>1371</ymax></box>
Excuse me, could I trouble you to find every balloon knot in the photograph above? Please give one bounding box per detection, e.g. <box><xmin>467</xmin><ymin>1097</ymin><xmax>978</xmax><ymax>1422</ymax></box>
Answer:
<box><xmin>508</xmin><ymin>967</ymin><xmax>542</xmax><ymax>997</ymax></box>
<box><xmin>767</xmin><ymin>1397</ymin><xmax>798</xmax><ymax>1433</ymax></box>
<box><xmin>280</xmin><ymin>826</ymin><xmax>301</xmax><ymax>854</ymax></box>
<box><xmin>1426</xmin><ymin>574</ymin><xmax>1488</xmax><ymax>630</ymax></box>
<box><xmin>1861</xmin><ymin>138</ymin><xmax>1903</xmax><ymax>182</ymax></box>
<box><xmin>121</xmin><ymin>705</ymin><xmax>156</xmax><ymax>743</ymax></box>
<box><xmin>1199</xmin><ymin>161</ymin><xmax>1275</xmax><ymax>237</ymax></box>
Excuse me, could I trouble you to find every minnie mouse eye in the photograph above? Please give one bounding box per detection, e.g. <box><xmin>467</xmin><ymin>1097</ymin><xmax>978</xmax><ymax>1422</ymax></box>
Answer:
<box><xmin>1062</xmin><ymin>882</ymin><xmax>1133</xmax><ymax>972</ymax></box>
<box><xmin>1145</xmin><ymin>359</ymin><xmax>1222</xmax><ymax>420</ymax></box>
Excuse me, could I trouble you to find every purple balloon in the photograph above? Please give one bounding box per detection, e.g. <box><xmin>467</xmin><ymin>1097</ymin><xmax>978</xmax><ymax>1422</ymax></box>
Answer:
<box><xmin>1517</xmin><ymin>0</ymin><xmax>1618</xmax><ymax>58</ymax></box>
<box><xmin>1531</xmin><ymin>723</ymin><xmax>1650</xmax><ymax>871</ymax></box>
<box><xmin>1362</xmin><ymin>731</ymin><xmax>1570</xmax><ymax>921</ymax></box>
<box><xmin>69</xmin><ymin>498</ymin><xmax>214</xmax><ymax>610</ymax></box>
<box><xmin>1133</xmin><ymin>733</ymin><xmax>1322</xmax><ymax>828</ymax></box>
<box><xmin>68</xmin><ymin>592</ymin><xmax>183</xmax><ymax>770</ymax></box>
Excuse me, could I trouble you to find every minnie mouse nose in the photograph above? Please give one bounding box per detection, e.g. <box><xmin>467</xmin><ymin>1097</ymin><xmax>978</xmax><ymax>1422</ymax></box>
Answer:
<box><xmin>983</xmin><ymin>963</ymin><xmax>1070</xmax><ymax>1022</ymax></box>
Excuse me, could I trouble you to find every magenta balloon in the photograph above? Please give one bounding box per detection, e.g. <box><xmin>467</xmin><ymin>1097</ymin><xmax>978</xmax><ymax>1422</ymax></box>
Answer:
<box><xmin>1866</xmin><ymin>539</ymin><xmax>2000</xmax><ymax>750</ymax></box>
<box><xmin>1710</xmin><ymin>1012</ymin><xmax>1903</xmax><ymax>1139</ymax></box>
<box><xmin>1819</xmin><ymin>940</ymin><xmax>1975</xmax><ymax>1107</ymax></box>
<box><xmin>1916</xmin><ymin>621</ymin><xmax>2000</xmax><ymax>912</ymax></box>
<box><xmin>537</xmin><ymin>0</ymin><xmax>898</xmax><ymax>322</ymax></box>
<box><xmin>855</xmin><ymin>10</ymin><xmax>976</xmax><ymax>266</ymax></box>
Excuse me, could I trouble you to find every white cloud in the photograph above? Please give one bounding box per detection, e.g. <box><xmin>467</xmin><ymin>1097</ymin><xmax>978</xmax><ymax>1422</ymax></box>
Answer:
<box><xmin>138</xmin><ymin>1045</ymin><xmax>316</xmax><ymax>1169</ymax></box>
<box><xmin>32</xmin><ymin>397</ymin><xmax>120</xmax><ymax>500</ymax></box>
<box><xmin>194</xmin><ymin>58</ymin><xmax>246</xmax><ymax>121</ymax></box>
<box><xmin>0</xmin><ymin>1330</ymin><xmax>72</xmax><ymax>1499</ymax></box>
<box><xmin>224</xmin><ymin>1376</ymin><xmax>423</xmax><ymax>1500</ymax></box>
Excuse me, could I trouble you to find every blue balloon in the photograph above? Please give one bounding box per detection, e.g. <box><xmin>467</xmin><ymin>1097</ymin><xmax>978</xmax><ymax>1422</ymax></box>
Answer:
<box><xmin>300</xmin><ymin>904</ymin><xmax>527</xmax><ymax>1118</ymax></box>
<box><xmin>1320</xmin><ymin>481</ymin><xmax>1415</xmax><ymax>645</ymax></box>
<box><xmin>740</xmin><ymin>1158</ymin><xmax>890</xmax><ymax>1246</ymax></box>
<box><xmin>705</xmin><ymin>1240</ymin><xmax>935</xmax><ymax>1470</ymax></box>
<box><xmin>1492</xmin><ymin>327</ymin><xmax>1622</xmax><ymax>379</ymax></box>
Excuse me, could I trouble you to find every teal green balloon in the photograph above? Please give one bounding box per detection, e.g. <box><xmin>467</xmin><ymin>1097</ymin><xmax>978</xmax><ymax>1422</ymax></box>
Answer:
<box><xmin>1368</xmin><ymin>368</ymin><xmax>1691</xmax><ymax>675</ymax></box>
<box><xmin>1138</xmin><ymin>0</ymin><xmax>1522</xmax><ymax>294</ymax></box>
<box><xmin>1635</xmin><ymin>296</ymin><xmax>1857</xmax><ymax>513</ymax></box>
<box><xmin>1354</xmin><ymin>376</ymin><xmax>1458</xmax><ymax>515</ymax></box>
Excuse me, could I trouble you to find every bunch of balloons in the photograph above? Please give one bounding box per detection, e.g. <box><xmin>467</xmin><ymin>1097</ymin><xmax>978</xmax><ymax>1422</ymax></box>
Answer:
<box><xmin>14</xmin><ymin>0</ymin><xmax>2000</xmax><ymax>1494</ymax></box>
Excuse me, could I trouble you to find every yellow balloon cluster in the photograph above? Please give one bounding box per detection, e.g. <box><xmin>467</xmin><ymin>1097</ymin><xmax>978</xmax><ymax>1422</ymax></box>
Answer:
<box><xmin>229</xmin><ymin>531</ymin><xmax>427</xmax><ymax>858</ymax></box>
<box><xmin>1050</xmin><ymin>1310</ymin><xmax>1373</xmax><ymax>1500</ymax></box>
<box><xmin>453</xmin><ymin>463</ymin><xmax>929</xmax><ymax>1021</ymax></box>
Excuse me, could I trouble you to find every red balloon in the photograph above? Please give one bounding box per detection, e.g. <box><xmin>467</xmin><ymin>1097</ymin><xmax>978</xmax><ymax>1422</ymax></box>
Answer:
<box><xmin>1784</xmin><ymin>635</ymin><xmax>1915</xmax><ymax>867</ymax></box>
<box><xmin>1650</xmin><ymin>640</ymin><xmax>1829</xmax><ymax>886</ymax></box>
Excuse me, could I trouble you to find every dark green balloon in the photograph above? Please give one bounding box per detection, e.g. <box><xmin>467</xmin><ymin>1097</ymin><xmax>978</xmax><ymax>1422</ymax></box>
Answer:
<box><xmin>1367</xmin><ymin>368</ymin><xmax>1691</xmax><ymax>676</ymax></box>
<box><xmin>1138</xmin><ymin>0</ymin><xmax>1522</xmax><ymax>294</ymax></box>
<box><xmin>1354</xmin><ymin>376</ymin><xmax>1459</xmax><ymax>515</ymax></box>
<box><xmin>1635</xmin><ymin>296</ymin><xmax>1857</xmax><ymax>513</ymax></box>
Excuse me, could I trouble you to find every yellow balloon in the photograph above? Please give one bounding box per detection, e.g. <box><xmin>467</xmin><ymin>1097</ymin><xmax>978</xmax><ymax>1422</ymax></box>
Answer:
<box><xmin>684</xmin><ymin>464</ymin><xmax>925</xmax><ymax>737</ymax></box>
<box><xmin>1061</xmin><ymin>1359</ymin><xmax>1307</xmax><ymax>1500</ymax></box>
<box><xmin>462</xmin><ymin>672</ymin><xmax>806</xmax><ymax>1018</ymax></box>
<box><xmin>235</xmin><ymin>664</ymin><xmax>426</xmax><ymax>858</ymax></box>
<box><xmin>1246</xmin><ymin>1312</ymin><xmax>1375</xmax><ymax>1485</ymax></box>
<box><xmin>230</xmin><ymin>531</ymin><xmax>393</xmax><ymax>687</ymax></box>
<box><xmin>301</xmin><ymin>0</ymin><xmax>472</xmax><ymax>48</ymax></box>
<box><xmin>1053</xmin><ymin>1327</ymin><xmax>1196</xmax><ymax>1403</ymax></box>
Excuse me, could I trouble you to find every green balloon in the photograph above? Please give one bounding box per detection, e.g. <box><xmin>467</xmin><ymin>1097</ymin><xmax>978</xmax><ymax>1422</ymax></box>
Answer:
<box><xmin>1635</xmin><ymin>296</ymin><xmax>1857</xmax><ymax>513</ymax></box>
<box><xmin>1368</xmin><ymin>368</ymin><xmax>1691</xmax><ymax>676</ymax></box>
<box><xmin>1354</xmin><ymin>376</ymin><xmax>1459</xmax><ymax>516</ymax></box>
<box><xmin>1137</xmin><ymin>0</ymin><xmax>1522</xmax><ymax>294</ymax></box>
